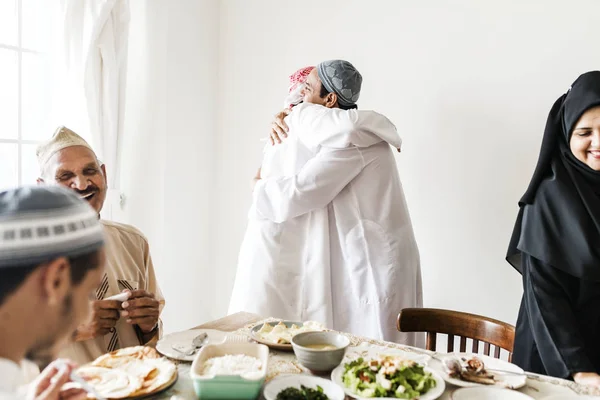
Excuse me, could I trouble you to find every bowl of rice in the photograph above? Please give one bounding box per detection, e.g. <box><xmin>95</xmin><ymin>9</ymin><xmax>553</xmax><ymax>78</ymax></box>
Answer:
<box><xmin>190</xmin><ymin>342</ymin><xmax>269</xmax><ymax>399</ymax></box>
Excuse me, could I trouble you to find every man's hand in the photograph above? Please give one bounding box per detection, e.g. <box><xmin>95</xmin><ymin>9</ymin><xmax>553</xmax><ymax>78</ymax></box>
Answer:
<box><xmin>121</xmin><ymin>289</ymin><xmax>160</xmax><ymax>333</ymax></box>
<box><xmin>574</xmin><ymin>372</ymin><xmax>600</xmax><ymax>389</ymax></box>
<box><xmin>73</xmin><ymin>300</ymin><xmax>121</xmax><ymax>341</ymax></box>
<box><xmin>270</xmin><ymin>108</ymin><xmax>291</xmax><ymax>145</ymax></box>
<box><xmin>27</xmin><ymin>360</ymin><xmax>86</xmax><ymax>400</ymax></box>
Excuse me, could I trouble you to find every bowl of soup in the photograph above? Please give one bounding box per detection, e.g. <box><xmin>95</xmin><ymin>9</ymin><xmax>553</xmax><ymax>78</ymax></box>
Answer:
<box><xmin>291</xmin><ymin>331</ymin><xmax>350</xmax><ymax>373</ymax></box>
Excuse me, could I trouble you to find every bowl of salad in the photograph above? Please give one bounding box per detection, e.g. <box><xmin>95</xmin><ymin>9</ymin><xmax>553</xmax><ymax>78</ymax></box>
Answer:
<box><xmin>330</xmin><ymin>354</ymin><xmax>445</xmax><ymax>400</ymax></box>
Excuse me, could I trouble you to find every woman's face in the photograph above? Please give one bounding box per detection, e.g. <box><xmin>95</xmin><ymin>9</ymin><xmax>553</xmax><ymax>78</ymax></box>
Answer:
<box><xmin>570</xmin><ymin>105</ymin><xmax>600</xmax><ymax>171</ymax></box>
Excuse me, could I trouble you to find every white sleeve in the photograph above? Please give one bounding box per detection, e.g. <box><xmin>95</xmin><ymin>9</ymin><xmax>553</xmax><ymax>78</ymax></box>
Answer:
<box><xmin>250</xmin><ymin>147</ymin><xmax>365</xmax><ymax>223</ymax></box>
<box><xmin>285</xmin><ymin>103</ymin><xmax>357</xmax><ymax>149</ymax></box>
<box><xmin>286</xmin><ymin>103</ymin><xmax>401</xmax><ymax>149</ymax></box>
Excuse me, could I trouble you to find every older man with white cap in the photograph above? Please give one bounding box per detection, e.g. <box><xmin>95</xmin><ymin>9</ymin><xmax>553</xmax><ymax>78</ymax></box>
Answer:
<box><xmin>253</xmin><ymin>59</ymin><xmax>423</xmax><ymax>346</ymax></box>
<box><xmin>35</xmin><ymin>127</ymin><xmax>165</xmax><ymax>365</ymax></box>
<box><xmin>0</xmin><ymin>186</ymin><xmax>105</xmax><ymax>399</ymax></box>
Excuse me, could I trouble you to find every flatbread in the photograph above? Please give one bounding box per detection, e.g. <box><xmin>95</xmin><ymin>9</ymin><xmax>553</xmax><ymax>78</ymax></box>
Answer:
<box><xmin>255</xmin><ymin>321</ymin><xmax>325</xmax><ymax>344</ymax></box>
<box><xmin>76</xmin><ymin>366</ymin><xmax>143</xmax><ymax>399</ymax></box>
<box><xmin>129</xmin><ymin>358</ymin><xmax>177</xmax><ymax>396</ymax></box>
<box><xmin>72</xmin><ymin>346</ymin><xmax>176</xmax><ymax>399</ymax></box>
<box><xmin>119</xmin><ymin>359</ymin><xmax>158</xmax><ymax>381</ymax></box>
<box><xmin>92</xmin><ymin>346</ymin><xmax>160</xmax><ymax>368</ymax></box>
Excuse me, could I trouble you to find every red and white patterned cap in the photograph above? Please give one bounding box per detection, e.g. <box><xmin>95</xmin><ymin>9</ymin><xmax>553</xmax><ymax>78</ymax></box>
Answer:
<box><xmin>288</xmin><ymin>66</ymin><xmax>315</xmax><ymax>93</ymax></box>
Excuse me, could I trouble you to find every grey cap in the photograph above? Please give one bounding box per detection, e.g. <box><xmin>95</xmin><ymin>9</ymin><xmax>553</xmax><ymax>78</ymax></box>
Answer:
<box><xmin>0</xmin><ymin>186</ymin><xmax>104</xmax><ymax>267</ymax></box>
<box><xmin>317</xmin><ymin>60</ymin><xmax>362</xmax><ymax>107</ymax></box>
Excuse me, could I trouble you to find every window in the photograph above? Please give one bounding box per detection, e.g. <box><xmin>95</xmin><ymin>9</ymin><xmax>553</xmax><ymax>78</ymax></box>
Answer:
<box><xmin>0</xmin><ymin>0</ymin><xmax>57</xmax><ymax>191</ymax></box>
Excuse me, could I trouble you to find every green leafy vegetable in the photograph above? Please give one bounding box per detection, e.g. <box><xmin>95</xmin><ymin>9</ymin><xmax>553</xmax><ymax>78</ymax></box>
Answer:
<box><xmin>341</xmin><ymin>355</ymin><xmax>436</xmax><ymax>399</ymax></box>
<box><xmin>275</xmin><ymin>384</ymin><xmax>330</xmax><ymax>400</ymax></box>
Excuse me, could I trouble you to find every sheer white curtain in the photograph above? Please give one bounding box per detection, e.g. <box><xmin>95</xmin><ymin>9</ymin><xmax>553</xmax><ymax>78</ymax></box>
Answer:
<box><xmin>51</xmin><ymin>0</ymin><xmax>130</xmax><ymax>218</ymax></box>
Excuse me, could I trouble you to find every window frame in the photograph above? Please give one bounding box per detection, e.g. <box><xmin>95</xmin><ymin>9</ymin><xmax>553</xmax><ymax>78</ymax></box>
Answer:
<box><xmin>0</xmin><ymin>0</ymin><xmax>48</xmax><ymax>187</ymax></box>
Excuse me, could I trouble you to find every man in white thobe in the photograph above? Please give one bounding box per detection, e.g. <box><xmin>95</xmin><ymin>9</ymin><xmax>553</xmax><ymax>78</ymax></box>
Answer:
<box><xmin>254</xmin><ymin>60</ymin><xmax>423</xmax><ymax>346</ymax></box>
<box><xmin>229</xmin><ymin>66</ymin><xmax>404</xmax><ymax>329</ymax></box>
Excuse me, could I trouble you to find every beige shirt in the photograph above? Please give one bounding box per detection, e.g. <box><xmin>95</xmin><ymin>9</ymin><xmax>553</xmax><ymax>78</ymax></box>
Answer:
<box><xmin>59</xmin><ymin>220</ymin><xmax>165</xmax><ymax>364</ymax></box>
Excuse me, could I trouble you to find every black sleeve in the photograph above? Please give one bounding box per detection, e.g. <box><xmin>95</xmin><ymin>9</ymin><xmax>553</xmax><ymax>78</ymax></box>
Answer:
<box><xmin>522</xmin><ymin>254</ymin><xmax>595</xmax><ymax>378</ymax></box>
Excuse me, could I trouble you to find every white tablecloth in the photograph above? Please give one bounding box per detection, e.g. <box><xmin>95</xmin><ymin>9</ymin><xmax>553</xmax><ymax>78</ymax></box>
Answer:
<box><xmin>156</xmin><ymin>318</ymin><xmax>600</xmax><ymax>399</ymax></box>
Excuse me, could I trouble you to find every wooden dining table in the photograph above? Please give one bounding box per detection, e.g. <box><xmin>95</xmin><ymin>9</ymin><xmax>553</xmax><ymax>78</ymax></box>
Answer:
<box><xmin>155</xmin><ymin>312</ymin><xmax>597</xmax><ymax>400</ymax></box>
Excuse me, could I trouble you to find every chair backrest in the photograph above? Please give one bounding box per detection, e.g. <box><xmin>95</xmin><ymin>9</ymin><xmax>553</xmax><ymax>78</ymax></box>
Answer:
<box><xmin>397</xmin><ymin>308</ymin><xmax>515</xmax><ymax>361</ymax></box>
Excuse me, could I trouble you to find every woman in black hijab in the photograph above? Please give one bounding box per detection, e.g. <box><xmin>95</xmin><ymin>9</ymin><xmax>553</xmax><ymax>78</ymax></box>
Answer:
<box><xmin>507</xmin><ymin>71</ymin><xmax>600</xmax><ymax>388</ymax></box>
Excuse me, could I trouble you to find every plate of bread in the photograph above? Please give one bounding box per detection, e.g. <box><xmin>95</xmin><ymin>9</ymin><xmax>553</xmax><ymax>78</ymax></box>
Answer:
<box><xmin>250</xmin><ymin>320</ymin><xmax>325</xmax><ymax>351</ymax></box>
<box><xmin>64</xmin><ymin>346</ymin><xmax>177</xmax><ymax>399</ymax></box>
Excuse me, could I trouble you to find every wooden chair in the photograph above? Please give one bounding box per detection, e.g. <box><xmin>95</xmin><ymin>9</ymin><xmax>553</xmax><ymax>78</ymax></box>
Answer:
<box><xmin>397</xmin><ymin>308</ymin><xmax>515</xmax><ymax>361</ymax></box>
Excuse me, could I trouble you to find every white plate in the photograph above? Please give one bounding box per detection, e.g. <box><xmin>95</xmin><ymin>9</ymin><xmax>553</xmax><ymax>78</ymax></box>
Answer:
<box><xmin>156</xmin><ymin>329</ymin><xmax>227</xmax><ymax>362</ymax></box>
<box><xmin>263</xmin><ymin>374</ymin><xmax>345</xmax><ymax>400</ymax></box>
<box><xmin>331</xmin><ymin>364</ymin><xmax>445</xmax><ymax>400</ymax></box>
<box><xmin>452</xmin><ymin>387</ymin><xmax>533</xmax><ymax>399</ymax></box>
<box><xmin>429</xmin><ymin>353</ymin><xmax>527</xmax><ymax>389</ymax></box>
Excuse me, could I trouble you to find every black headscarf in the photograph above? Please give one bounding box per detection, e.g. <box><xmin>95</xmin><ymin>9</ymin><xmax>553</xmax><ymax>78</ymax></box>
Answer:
<box><xmin>507</xmin><ymin>71</ymin><xmax>600</xmax><ymax>281</ymax></box>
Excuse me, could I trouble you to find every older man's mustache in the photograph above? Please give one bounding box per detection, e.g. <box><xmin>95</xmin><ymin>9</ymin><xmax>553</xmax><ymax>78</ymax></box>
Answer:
<box><xmin>74</xmin><ymin>187</ymin><xmax>99</xmax><ymax>200</ymax></box>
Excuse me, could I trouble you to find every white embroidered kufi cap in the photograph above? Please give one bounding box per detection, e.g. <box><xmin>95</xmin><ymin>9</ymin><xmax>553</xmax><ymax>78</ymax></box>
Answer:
<box><xmin>0</xmin><ymin>186</ymin><xmax>104</xmax><ymax>267</ymax></box>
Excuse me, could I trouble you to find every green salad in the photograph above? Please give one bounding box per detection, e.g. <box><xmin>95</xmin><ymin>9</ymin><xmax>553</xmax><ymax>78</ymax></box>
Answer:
<box><xmin>342</xmin><ymin>355</ymin><xmax>436</xmax><ymax>399</ymax></box>
<box><xmin>276</xmin><ymin>384</ymin><xmax>330</xmax><ymax>400</ymax></box>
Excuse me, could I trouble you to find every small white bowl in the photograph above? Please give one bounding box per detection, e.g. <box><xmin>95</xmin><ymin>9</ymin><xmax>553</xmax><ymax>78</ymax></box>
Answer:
<box><xmin>291</xmin><ymin>331</ymin><xmax>350</xmax><ymax>373</ymax></box>
<box><xmin>542</xmin><ymin>396</ymin><xmax>600</xmax><ymax>400</ymax></box>
<box><xmin>452</xmin><ymin>387</ymin><xmax>533</xmax><ymax>400</ymax></box>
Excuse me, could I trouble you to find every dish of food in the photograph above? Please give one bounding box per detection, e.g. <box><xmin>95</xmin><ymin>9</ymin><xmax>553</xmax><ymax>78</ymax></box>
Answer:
<box><xmin>263</xmin><ymin>374</ymin><xmax>345</xmax><ymax>400</ymax></box>
<box><xmin>444</xmin><ymin>356</ymin><xmax>496</xmax><ymax>385</ymax></box>
<box><xmin>330</xmin><ymin>354</ymin><xmax>445</xmax><ymax>400</ymax></box>
<box><xmin>65</xmin><ymin>346</ymin><xmax>177</xmax><ymax>399</ymax></box>
<box><xmin>433</xmin><ymin>353</ymin><xmax>526</xmax><ymax>389</ymax></box>
<box><xmin>199</xmin><ymin>354</ymin><xmax>264</xmax><ymax>378</ymax></box>
<box><xmin>190</xmin><ymin>342</ymin><xmax>269</xmax><ymax>400</ymax></box>
<box><xmin>276</xmin><ymin>385</ymin><xmax>329</xmax><ymax>400</ymax></box>
<box><xmin>343</xmin><ymin>346</ymin><xmax>432</xmax><ymax>367</ymax></box>
<box><xmin>250</xmin><ymin>321</ymin><xmax>325</xmax><ymax>350</ymax></box>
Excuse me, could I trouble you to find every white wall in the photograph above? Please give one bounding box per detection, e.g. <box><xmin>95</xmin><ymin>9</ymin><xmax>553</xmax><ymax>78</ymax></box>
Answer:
<box><xmin>117</xmin><ymin>0</ymin><xmax>600</xmax><ymax>334</ymax></box>
<box><xmin>116</xmin><ymin>0</ymin><xmax>220</xmax><ymax>333</ymax></box>
<box><xmin>212</xmin><ymin>0</ymin><xmax>600</xmax><ymax>327</ymax></box>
